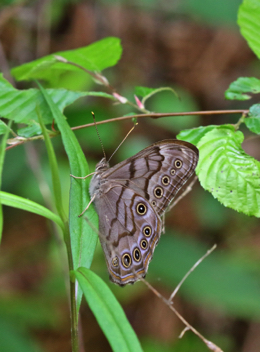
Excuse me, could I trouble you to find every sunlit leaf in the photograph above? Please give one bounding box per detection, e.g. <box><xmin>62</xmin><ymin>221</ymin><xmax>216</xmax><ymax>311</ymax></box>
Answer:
<box><xmin>12</xmin><ymin>37</ymin><xmax>122</xmax><ymax>84</ymax></box>
<box><xmin>238</xmin><ymin>0</ymin><xmax>260</xmax><ymax>59</ymax></box>
<box><xmin>196</xmin><ymin>126</ymin><xmax>260</xmax><ymax>217</ymax></box>
<box><xmin>225</xmin><ymin>77</ymin><xmax>260</xmax><ymax>100</ymax></box>
<box><xmin>245</xmin><ymin>104</ymin><xmax>260</xmax><ymax>134</ymax></box>
<box><xmin>177</xmin><ymin>125</ymin><xmax>219</xmax><ymax>145</ymax></box>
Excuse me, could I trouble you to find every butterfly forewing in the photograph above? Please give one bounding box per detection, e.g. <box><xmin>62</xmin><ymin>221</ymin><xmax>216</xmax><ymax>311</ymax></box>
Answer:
<box><xmin>103</xmin><ymin>140</ymin><xmax>199</xmax><ymax>216</ymax></box>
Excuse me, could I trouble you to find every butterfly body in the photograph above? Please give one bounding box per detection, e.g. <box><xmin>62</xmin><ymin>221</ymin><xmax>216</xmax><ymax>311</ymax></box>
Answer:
<box><xmin>89</xmin><ymin>139</ymin><xmax>198</xmax><ymax>286</ymax></box>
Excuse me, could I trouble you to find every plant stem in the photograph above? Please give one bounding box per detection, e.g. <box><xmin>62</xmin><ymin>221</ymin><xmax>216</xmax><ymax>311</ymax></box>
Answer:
<box><xmin>63</xmin><ymin>221</ymin><xmax>79</xmax><ymax>352</ymax></box>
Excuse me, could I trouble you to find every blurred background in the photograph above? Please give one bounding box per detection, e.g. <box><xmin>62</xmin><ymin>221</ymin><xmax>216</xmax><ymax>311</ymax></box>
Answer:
<box><xmin>1</xmin><ymin>0</ymin><xmax>260</xmax><ymax>351</ymax></box>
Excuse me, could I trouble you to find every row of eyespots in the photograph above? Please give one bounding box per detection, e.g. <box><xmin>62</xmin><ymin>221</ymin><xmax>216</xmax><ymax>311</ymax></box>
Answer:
<box><xmin>111</xmin><ymin>225</ymin><xmax>152</xmax><ymax>269</ymax></box>
<box><xmin>152</xmin><ymin>159</ymin><xmax>183</xmax><ymax>200</ymax></box>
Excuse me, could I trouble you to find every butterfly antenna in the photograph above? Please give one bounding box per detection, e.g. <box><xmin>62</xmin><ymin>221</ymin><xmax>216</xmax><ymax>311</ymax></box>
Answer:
<box><xmin>92</xmin><ymin>111</ymin><xmax>106</xmax><ymax>160</ymax></box>
<box><xmin>108</xmin><ymin>122</ymin><xmax>138</xmax><ymax>163</ymax></box>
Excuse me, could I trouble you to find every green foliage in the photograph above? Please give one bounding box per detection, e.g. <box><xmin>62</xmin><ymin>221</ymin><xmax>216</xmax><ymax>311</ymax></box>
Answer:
<box><xmin>238</xmin><ymin>0</ymin><xmax>260</xmax><ymax>59</ymax></box>
<box><xmin>245</xmin><ymin>104</ymin><xmax>260</xmax><ymax>134</ymax></box>
<box><xmin>225</xmin><ymin>77</ymin><xmax>260</xmax><ymax>100</ymax></box>
<box><xmin>38</xmin><ymin>83</ymin><xmax>98</xmax><ymax>312</ymax></box>
<box><xmin>0</xmin><ymin>190</ymin><xmax>64</xmax><ymax>230</ymax></box>
<box><xmin>74</xmin><ymin>267</ymin><xmax>143</xmax><ymax>352</ymax></box>
<box><xmin>11</xmin><ymin>37</ymin><xmax>122</xmax><ymax>85</ymax></box>
<box><xmin>180</xmin><ymin>125</ymin><xmax>260</xmax><ymax>217</ymax></box>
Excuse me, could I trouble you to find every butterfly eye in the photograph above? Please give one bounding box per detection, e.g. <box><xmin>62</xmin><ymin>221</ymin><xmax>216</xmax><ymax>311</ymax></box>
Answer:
<box><xmin>152</xmin><ymin>200</ymin><xmax>156</xmax><ymax>207</ymax></box>
<box><xmin>122</xmin><ymin>253</ymin><xmax>132</xmax><ymax>268</ymax></box>
<box><xmin>170</xmin><ymin>169</ymin><xmax>175</xmax><ymax>175</ymax></box>
<box><xmin>175</xmin><ymin>159</ymin><xmax>182</xmax><ymax>168</ymax></box>
<box><xmin>133</xmin><ymin>248</ymin><xmax>141</xmax><ymax>262</ymax></box>
<box><xmin>112</xmin><ymin>256</ymin><xmax>119</xmax><ymax>267</ymax></box>
<box><xmin>136</xmin><ymin>202</ymin><xmax>147</xmax><ymax>215</ymax></box>
<box><xmin>162</xmin><ymin>175</ymin><xmax>170</xmax><ymax>185</ymax></box>
<box><xmin>143</xmin><ymin>226</ymin><xmax>151</xmax><ymax>237</ymax></box>
<box><xmin>154</xmin><ymin>186</ymin><xmax>163</xmax><ymax>198</ymax></box>
<box><xmin>140</xmin><ymin>239</ymin><xmax>148</xmax><ymax>250</ymax></box>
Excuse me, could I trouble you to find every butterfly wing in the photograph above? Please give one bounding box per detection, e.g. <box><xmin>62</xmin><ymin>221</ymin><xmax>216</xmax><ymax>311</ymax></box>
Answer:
<box><xmin>94</xmin><ymin>185</ymin><xmax>162</xmax><ymax>285</ymax></box>
<box><xmin>103</xmin><ymin>139</ymin><xmax>199</xmax><ymax>215</ymax></box>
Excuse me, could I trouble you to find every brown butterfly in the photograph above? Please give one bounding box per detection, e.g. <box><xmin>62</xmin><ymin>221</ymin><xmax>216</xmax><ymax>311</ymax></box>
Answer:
<box><xmin>88</xmin><ymin>139</ymin><xmax>198</xmax><ymax>285</ymax></box>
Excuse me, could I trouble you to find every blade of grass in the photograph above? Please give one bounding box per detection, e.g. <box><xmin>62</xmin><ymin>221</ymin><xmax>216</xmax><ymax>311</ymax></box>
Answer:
<box><xmin>37</xmin><ymin>82</ymin><xmax>98</xmax><ymax>352</ymax></box>
<box><xmin>0</xmin><ymin>191</ymin><xmax>64</xmax><ymax>231</ymax></box>
<box><xmin>0</xmin><ymin>121</ymin><xmax>12</xmax><ymax>242</ymax></box>
<box><xmin>74</xmin><ymin>268</ymin><xmax>143</xmax><ymax>352</ymax></box>
<box><xmin>36</xmin><ymin>106</ymin><xmax>67</xmax><ymax>223</ymax></box>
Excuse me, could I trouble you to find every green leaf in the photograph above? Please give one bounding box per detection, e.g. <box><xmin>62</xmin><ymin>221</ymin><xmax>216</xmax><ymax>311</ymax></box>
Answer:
<box><xmin>0</xmin><ymin>191</ymin><xmax>64</xmax><ymax>230</ymax></box>
<box><xmin>12</xmin><ymin>37</ymin><xmax>122</xmax><ymax>84</ymax></box>
<box><xmin>0</xmin><ymin>73</ymin><xmax>91</xmax><ymax>126</ymax></box>
<box><xmin>245</xmin><ymin>104</ymin><xmax>260</xmax><ymax>134</ymax></box>
<box><xmin>177</xmin><ymin>125</ymin><xmax>219</xmax><ymax>145</ymax></box>
<box><xmin>37</xmin><ymin>83</ymin><xmax>98</xmax><ymax>311</ymax></box>
<box><xmin>75</xmin><ymin>267</ymin><xmax>143</xmax><ymax>352</ymax></box>
<box><xmin>0</xmin><ymin>120</ymin><xmax>12</xmax><ymax>242</ymax></box>
<box><xmin>0</xmin><ymin>120</ymin><xmax>10</xmax><ymax>134</ymax></box>
<box><xmin>37</xmin><ymin>107</ymin><xmax>66</xmax><ymax>222</ymax></box>
<box><xmin>238</xmin><ymin>0</ymin><xmax>260</xmax><ymax>59</ymax></box>
<box><xmin>17</xmin><ymin>123</ymin><xmax>42</xmax><ymax>138</ymax></box>
<box><xmin>225</xmin><ymin>77</ymin><xmax>260</xmax><ymax>100</ymax></box>
<box><xmin>196</xmin><ymin>126</ymin><xmax>260</xmax><ymax>217</ymax></box>
<box><xmin>150</xmin><ymin>234</ymin><xmax>260</xmax><ymax>319</ymax></box>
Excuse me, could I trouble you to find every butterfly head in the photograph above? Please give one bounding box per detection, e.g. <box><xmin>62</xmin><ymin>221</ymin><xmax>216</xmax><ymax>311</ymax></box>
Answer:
<box><xmin>95</xmin><ymin>157</ymin><xmax>109</xmax><ymax>173</ymax></box>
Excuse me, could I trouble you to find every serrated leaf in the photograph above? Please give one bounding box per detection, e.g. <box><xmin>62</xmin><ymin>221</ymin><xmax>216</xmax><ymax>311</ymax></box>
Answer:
<box><xmin>12</xmin><ymin>37</ymin><xmax>122</xmax><ymax>84</ymax></box>
<box><xmin>74</xmin><ymin>268</ymin><xmax>143</xmax><ymax>352</ymax></box>
<box><xmin>225</xmin><ymin>77</ymin><xmax>260</xmax><ymax>100</ymax></box>
<box><xmin>177</xmin><ymin>125</ymin><xmax>219</xmax><ymax>145</ymax></box>
<box><xmin>238</xmin><ymin>0</ymin><xmax>260</xmax><ymax>59</ymax></box>
<box><xmin>197</xmin><ymin>126</ymin><xmax>260</xmax><ymax>217</ymax></box>
<box><xmin>245</xmin><ymin>104</ymin><xmax>260</xmax><ymax>134</ymax></box>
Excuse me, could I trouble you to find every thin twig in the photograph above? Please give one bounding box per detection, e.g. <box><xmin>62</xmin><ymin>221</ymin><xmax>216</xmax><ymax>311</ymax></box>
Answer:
<box><xmin>140</xmin><ymin>278</ymin><xmax>223</xmax><ymax>352</ymax></box>
<box><xmin>169</xmin><ymin>244</ymin><xmax>217</xmax><ymax>302</ymax></box>
<box><xmin>6</xmin><ymin>109</ymin><xmax>249</xmax><ymax>151</ymax></box>
<box><xmin>70</xmin><ymin>109</ymin><xmax>249</xmax><ymax>131</ymax></box>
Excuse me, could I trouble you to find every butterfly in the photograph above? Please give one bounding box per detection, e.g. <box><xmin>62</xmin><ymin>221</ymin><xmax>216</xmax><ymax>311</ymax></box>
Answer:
<box><xmin>88</xmin><ymin>139</ymin><xmax>198</xmax><ymax>286</ymax></box>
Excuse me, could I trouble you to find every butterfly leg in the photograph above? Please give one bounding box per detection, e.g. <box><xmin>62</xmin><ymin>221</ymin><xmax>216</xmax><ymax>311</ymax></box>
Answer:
<box><xmin>70</xmin><ymin>171</ymin><xmax>96</xmax><ymax>179</ymax></box>
<box><xmin>78</xmin><ymin>193</ymin><xmax>96</xmax><ymax>217</ymax></box>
